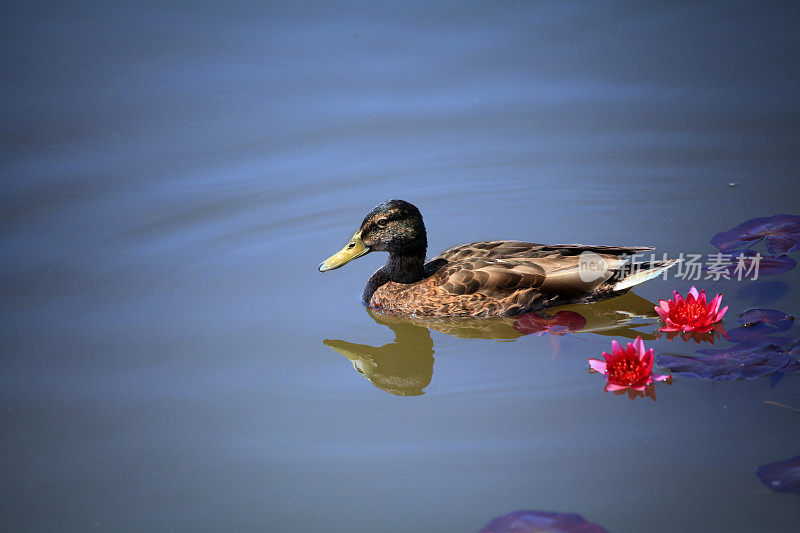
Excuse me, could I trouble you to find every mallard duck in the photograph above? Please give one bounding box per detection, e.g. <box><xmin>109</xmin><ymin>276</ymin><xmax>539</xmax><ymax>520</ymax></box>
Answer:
<box><xmin>319</xmin><ymin>199</ymin><xmax>677</xmax><ymax>317</ymax></box>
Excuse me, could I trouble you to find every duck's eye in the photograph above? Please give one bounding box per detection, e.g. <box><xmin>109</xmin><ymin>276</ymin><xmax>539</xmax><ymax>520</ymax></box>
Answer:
<box><xmin>377</xmin><ymin>219</ymin><xmax>388</xmax><ymax>228</ymax></box>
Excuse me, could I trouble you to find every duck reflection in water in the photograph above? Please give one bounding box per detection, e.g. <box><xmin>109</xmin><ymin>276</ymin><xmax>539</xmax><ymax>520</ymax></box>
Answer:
<box><xmin>324</xmin><ymin>292</ymin><xmax>660</xmax><ymax>396</ymax></box>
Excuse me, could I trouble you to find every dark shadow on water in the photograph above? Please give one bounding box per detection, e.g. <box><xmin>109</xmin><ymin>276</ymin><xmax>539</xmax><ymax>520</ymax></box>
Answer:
<box><xmin>324</xmin><ymin>292</ymin><xmax>659</xmax><ymax>396</ymax></box>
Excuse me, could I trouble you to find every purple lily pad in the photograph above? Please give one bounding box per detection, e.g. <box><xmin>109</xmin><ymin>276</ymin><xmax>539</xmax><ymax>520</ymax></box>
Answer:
<box><xmin>769</xmin><ymin>340</ymin><xmax>800</xmax><ymax>386</ymax></box>
<box><xmin>784</xmin><ymin>341</ymin><xmax>800</xmax><ymax>373</ymax></box>
<box><xmin>710</xmin><ymin>214</ymin><xmax>800</xmax><ymax>254</ymax></box>
<box><xmin>725</xmin><ymin>325</ymin><xmax>790</xmax><ymax>346</ymax></box>
<box><xmin>721</xmin><ymin>251</ymin><xmax>796</xmax><ymax>278</ymax></box>
<box><xmin>757</xmin><ymin>456</ymin><xmax>800</xmax><ymax>494</ymax></box>
<box><xmin>480</xmin><ymin>510</ymin><xmax>608</xmax><ymax>533</ymax></box>
<box><xmin>697</xmin><ymin>326</ymin><xmax>790</xmax><ymax>356</ymax></box>
<box><xmin>788</xmin><ymin>340</ymin><xmax>800</xmax><ymax>358</ymax></box>
<box><xmin>738</xmin><ymin>309</ymin><xmax>795</xmax><ymax>331</ymax></box>
<box><xmin>656</xmin><ymin>345</ymin><xmax>789</xmax><ymax>380</ymax></box>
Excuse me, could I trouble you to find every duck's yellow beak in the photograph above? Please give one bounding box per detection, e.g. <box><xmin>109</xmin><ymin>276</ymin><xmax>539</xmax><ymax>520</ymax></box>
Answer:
<box><xmin>318</xmin><ymin>231</ymin><xmax>370</xmax><ymax>272</ymax></box>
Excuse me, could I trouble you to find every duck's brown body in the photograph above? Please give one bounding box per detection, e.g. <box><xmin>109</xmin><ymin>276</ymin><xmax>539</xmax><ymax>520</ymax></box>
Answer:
<box><xmin>319</xmin><ymin>200</ymin><xmax>676</xmax><ymax>318</ymax></box>
<box><xmin>366</xmin><ymin>240</ymin><xmax>654</xmax><ymax>317</ymax></box>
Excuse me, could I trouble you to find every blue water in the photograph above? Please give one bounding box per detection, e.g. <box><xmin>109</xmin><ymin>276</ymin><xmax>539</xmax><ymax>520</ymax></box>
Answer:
<box><xmin>2</xmin><ymin>2</ymin><xmax>800</xmax><ymax>531</ymax></box>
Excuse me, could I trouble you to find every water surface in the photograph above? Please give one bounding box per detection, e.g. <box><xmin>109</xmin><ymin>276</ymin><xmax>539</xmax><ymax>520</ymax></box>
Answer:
<box><xmin>2</xmin><ymin>2</ymin><xmax>800</xmax><ymax>531</ymax></box>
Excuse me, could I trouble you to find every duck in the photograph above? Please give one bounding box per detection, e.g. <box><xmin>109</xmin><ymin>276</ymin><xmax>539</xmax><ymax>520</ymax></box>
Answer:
<box><xmin>318</xmin><ymin>199</ymin><xmax>677</xmax><ymax>317</ymax></box>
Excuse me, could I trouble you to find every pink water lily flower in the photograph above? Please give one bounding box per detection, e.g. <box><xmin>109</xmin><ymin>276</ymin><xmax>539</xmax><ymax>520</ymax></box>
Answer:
<box><xmin>655</xmin><ymin>286</ymin><xmax>728</xmax><ymax>333</ymax></box>
<box><xmin>588</xmin><ymin>336</ymin><xmax>670</xmax><ymax>392</ymax></box>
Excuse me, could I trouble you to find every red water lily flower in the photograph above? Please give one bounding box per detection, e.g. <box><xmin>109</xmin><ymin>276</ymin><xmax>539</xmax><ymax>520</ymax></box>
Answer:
<box><xmin>588</xmin><ymin>336</ymin><xmax>670</xmax><ymax>393</ymax></box>
<box><xmin>655</xmin><ymin>286</ymin><xmax>728</xmax><ymax>333</ymax></box>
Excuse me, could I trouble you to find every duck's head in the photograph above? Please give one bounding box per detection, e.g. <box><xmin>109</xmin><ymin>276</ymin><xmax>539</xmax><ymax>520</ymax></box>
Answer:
<box><xmin>318</xmin><ymin>199</ymin><xmax>427</xmax><ymax>272</ymax></box>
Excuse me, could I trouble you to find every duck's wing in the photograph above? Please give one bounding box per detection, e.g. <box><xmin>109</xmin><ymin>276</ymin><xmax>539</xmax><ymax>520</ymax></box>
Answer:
<box><xmin>435</xmin><ymin>240</ymin><xmax>653</xmax><ymax>261</ymax></box>
<box><xmin>431</xmin><ymin>241</ymin><xmax>655</xmax><ymax>298</ymax></box>
<box><xmin>417</xmin><ymin>244</ymin><xmax>656</xmax><ymax>316</ymax></box>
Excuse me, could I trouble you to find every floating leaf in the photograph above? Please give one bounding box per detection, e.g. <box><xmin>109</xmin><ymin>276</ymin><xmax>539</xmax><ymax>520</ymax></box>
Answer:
<box><xmin>705</xmin><ymin>325</ymin><xmax>792</xmax><ymax>352</ymax></box>
<box><xmin>756</xmin><ymin>456</ymin><xmax>800</xmax><ymax>494</ymax></box>
<box><xmin>710</xmin><ymin>214</ymin><xmax>800</xmax><ymax>254</ymax></box>
<box><xmin>656</xmin><ymin>345</ymin><xmax>789</xmax><ymax>380</ymax></box>
<box><xmin>513</xmin><ymin>311</ymin><xmax>586</xmax><ymax>336</ymax></box>
<box><xmin>787</xmin><ymin>340</ymin><xmax>800</xmax><ymax>358</ymax></box>
<box><xmin>738</xmin><ymin>308</ymin><xmax>795</xmax><ymax>331</ymax></box>
<box><xmin>782</xmin><ymin>340</ymin><xmax>800</xmax><ymax>373</ymax></box>
<box><xmin>480</xmin><ymin>509</ymin><xmax>608</xmax><ymax>533</ymax></box>
<box><xmin>723</xmin><ymin>251</ymin><xmax>796</xmax><ymax>277</ymax></box>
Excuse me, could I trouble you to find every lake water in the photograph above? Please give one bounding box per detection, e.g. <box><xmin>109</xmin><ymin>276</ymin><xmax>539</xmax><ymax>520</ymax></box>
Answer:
<box><xmin>2</xmin><ymin>2</ymin><xmax>800</xmax><ymax>531</ymax></box>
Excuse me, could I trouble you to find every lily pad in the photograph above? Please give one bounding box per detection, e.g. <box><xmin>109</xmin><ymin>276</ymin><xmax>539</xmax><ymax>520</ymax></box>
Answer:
<box><xmin>696</xmin><ymin>325</ymin><xmax>792</xmax><ymax>355</ymax></box>
<box><xmin>480</xmin><ymin>510</ymin><xmax>608</xmax><ymax>533</ymax></box>
<box><xmin>787</xmin><ymin>340</ymin><xmax>800</xmax><ymax>358</ymax></box>
<box><xmin>757</xmin><ymin>456</ymin><xmax>800</xmax><ymax>494</ymax></box>
<box><xmin>656</xmin><ymin>345</ymin><xmax>790</xmax><ymax>380</ymax></box>
<box><xmin>719</xmin><ymin>251</ymin><xmax>797</xmax><ymax>278</ymax></box>
<box><xmin>513</xmin><ymin>311</ymin><xmax>586</xmax><ymax>336</ymax></box>
<box><xmin>738</xmin><ymin>308</ymin><xmax>795</xmax><ymax>331</ymax></box>
<box><xmin>710</xmin><ymin>214</ymin><xmax>800</xmax><ymax>254</ymax></box>
<box><xmin>783</xmin><ymin>340</ymin><xmax>800</xmax><ymax>373</ymax></box>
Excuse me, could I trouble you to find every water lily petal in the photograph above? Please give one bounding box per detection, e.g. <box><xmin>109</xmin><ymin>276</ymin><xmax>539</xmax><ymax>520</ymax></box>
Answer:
<box><xmin>632</xmin><ymin>336</ymin><xmax>645</xmax><ymax>357</ymax></box>
<box><xmin>588</xmin><ymin>358</ymin><xmax>607</xmax><ymax>374</ymax></box>
<box><xmin>610</xmin><ymin>340</ymin><xmax>622</xmax><ymax>356</ymax></box>
<box><xmin>688</xmin><ymin>286</ymin><xmax>700</xmax><ymax>300</ymax></box>
<box><xmin>641</xmin><ymin>348</ymin><xmax>654</xmax><ymax>371</ymax></box>
<box><xmin>707</xmin><ymin>294</ymin><xmax>722</xmax><ymax>315</ymax></box>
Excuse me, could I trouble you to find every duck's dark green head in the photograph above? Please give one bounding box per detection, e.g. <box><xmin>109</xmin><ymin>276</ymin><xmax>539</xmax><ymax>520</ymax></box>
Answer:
<box><xmin>319</xmin><ymin>199</ymin><xmax>427</xmax><ymax>272</ymax></box>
